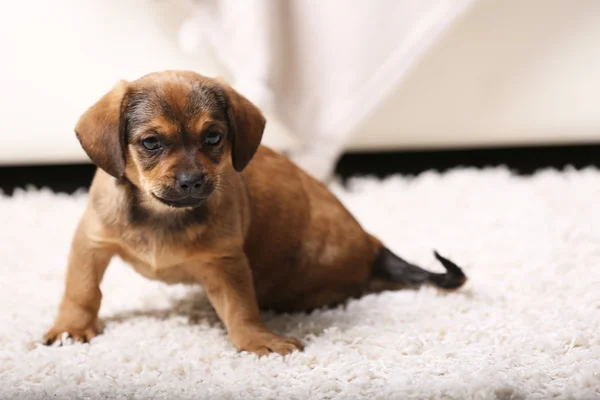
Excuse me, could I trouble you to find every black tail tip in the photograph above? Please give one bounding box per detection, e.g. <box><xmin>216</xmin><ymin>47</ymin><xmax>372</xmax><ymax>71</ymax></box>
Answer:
<box><xmin>432</xmin><ymin>250</ymin><xmax>468</xmax><ymax>289</ymax></box>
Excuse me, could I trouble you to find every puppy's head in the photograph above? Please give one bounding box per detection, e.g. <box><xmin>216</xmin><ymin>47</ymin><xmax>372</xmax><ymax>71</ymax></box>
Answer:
<box><xmin>75</xmin><ymin>71</ymin><xmax>265</xmax><ymax>209</ymax></box>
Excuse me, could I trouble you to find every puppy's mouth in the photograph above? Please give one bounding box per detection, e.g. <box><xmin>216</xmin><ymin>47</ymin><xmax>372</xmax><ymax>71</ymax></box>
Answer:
<box><xmin>151</xmin><ymin>193</ymin><xmax>208</xmax><ymax>208</ymax></box>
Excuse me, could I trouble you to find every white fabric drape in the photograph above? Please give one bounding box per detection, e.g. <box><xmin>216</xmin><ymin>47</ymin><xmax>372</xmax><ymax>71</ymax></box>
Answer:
<box><xmin>179</xmin><ymin>0</ymin><xmax>476</xmax><ymax>180</ymax></box>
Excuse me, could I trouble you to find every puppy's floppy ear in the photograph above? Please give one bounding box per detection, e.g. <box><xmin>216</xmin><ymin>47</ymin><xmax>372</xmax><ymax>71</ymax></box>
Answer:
<box><xmin>75</xmin><ymin>80</ymin><xmax>130</xmax><ymax>178</ymax></box>
<box><xmin>221</xmin><ymin>82</ymin><xmax>266</xmax><ymax>172</ymax></box>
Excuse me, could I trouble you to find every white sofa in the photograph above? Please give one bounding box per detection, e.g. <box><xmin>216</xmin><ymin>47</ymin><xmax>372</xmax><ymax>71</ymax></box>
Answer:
<box><xmin>1</xmin><ymin>0</ymin><xmax>599</xmax><ymax>166</ymax></box>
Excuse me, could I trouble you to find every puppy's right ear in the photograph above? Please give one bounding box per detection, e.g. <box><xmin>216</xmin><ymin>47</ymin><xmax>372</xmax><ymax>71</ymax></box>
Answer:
<box><xmin>75</xmin><ymin>80</ymin><xmax>130</xmax><ymax>178</ymax></box>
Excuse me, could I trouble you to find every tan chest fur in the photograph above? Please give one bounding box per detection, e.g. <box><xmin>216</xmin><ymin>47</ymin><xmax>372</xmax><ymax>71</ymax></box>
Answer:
<box><xmin>111</xmin><ymin>229</ymin><xmax>200</xmax><ymax>284</ymax></box>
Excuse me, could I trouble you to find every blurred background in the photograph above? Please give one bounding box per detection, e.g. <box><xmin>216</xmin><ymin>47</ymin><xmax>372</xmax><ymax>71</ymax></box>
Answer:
<box><xmin>1</xmin><ymin>0</ymin><xmax>600</xmax><ymax>191</ymax></box>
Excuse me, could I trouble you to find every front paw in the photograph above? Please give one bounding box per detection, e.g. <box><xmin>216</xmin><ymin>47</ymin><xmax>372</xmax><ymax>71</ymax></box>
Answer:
<box><xmin>43</xmin><ymin>325</ymin><xmax>98</xmax><ymax>345</ymax></box>
<box><xmin>232</xmin><ymin>329</ymin><xmax>304</xmax><ymax>356</ymax></box>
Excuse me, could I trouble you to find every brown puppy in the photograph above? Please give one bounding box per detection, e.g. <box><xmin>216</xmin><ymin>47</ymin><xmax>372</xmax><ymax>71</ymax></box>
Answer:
<box><xmin>44</xmin><ymin>71</ymin><xmax>467</xmax><ymax>355</ymax></box>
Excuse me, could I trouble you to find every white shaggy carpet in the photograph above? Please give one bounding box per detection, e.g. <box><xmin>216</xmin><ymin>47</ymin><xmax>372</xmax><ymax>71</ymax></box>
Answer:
<box><xmin>1</xmin><ymin>167</ymin><xmax>600</xmax><ymax>399</ymax></box>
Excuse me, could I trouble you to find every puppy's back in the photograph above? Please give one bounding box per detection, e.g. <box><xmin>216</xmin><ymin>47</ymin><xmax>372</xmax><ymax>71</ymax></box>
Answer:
<box><xmin>241</xmin><ymin>146</ymin><xmax>379</xmax><ymax>305</ymax></box>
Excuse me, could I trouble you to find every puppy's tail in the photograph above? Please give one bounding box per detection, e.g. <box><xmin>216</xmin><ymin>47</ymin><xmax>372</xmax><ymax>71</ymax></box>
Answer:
<box><xmin>372</xmin><ymin>247</ymin><xmax>467</xmax><ymax>290</ymax></box>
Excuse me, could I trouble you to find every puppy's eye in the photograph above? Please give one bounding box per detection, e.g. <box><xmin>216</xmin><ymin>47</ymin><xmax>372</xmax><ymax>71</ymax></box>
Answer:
<box><xmin>141</xmin><ymin>137</ymin><xmax>162</xmax><ymax>151</ymax></box>
<box><xmin>204</xmin><ymin>131</ymin><xmax>222</xmax><ymax>146</ymax></box>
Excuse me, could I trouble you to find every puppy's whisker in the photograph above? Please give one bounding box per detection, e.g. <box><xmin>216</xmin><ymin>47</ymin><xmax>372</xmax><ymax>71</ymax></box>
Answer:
<box><xmin>216</xmin><ymin>172</ymin><xmax>237</xmax><ymax>180</ymax></box>
<box><xmin>215</xmin><ymin>183</ymin><xmax>234</xmax><ymax>190</ymax></box>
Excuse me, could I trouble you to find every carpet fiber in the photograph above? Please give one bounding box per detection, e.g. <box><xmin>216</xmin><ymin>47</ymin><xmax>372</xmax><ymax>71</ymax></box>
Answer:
<box><xmin>1</xmin><ymin>168</ymin><xmax>599</xmax><ymax>399</ymax></box>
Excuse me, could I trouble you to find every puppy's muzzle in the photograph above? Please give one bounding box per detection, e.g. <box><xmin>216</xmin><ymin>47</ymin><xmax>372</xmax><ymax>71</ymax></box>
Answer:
<box><xmin>153</xmin><ymin>172</ymin><xmax>213</xmax><ymax>208</ymax></box>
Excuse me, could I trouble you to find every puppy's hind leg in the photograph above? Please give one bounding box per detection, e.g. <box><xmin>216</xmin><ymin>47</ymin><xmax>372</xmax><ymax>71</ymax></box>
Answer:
<box><xmin>368</xmin><ymin>247</ymin><xmax>467</xmax><ymax>293</ymax></box>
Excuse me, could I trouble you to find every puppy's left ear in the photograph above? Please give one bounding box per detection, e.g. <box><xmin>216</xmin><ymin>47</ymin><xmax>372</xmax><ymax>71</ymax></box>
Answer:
<box><xmin>221</xmin><ymin>82</ymin><xmax>266</xmax><ymax>172</ymax></box>
<box><xmin>75</xmin><ymin>80</ymin><xmax>130</xmax><ymax>178</ymax></box>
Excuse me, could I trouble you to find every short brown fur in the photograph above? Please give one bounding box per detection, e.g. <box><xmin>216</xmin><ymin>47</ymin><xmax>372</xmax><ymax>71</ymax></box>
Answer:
<box><xmin>45</xmin><ymin>71</ymin><xmax>465</xmax><ymax>355</ymax></box>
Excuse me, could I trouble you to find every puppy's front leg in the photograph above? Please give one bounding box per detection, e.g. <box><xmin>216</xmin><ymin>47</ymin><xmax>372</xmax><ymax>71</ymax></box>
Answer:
<box><xmin>190</xmin><ymin>253</ymin><xmax>303</xmax><ymax>356</ymax></box>
<box><xmin>44</xmin><ymin>222</ymin><xmax>113</xmax><ymax>345</ymax></box>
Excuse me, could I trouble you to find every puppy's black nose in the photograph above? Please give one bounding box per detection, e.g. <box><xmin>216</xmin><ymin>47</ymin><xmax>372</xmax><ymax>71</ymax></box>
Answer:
<box><xmin>177</xmin><ymin>172</ymin><xmax>204</xmax><ymax>195</ymax></box>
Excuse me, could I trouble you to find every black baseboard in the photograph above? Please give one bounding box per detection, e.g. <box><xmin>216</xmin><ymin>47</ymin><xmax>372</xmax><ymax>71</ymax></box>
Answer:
<box><xmin>1</xmin><ymin>144</ymin><xmax>599</xmax><ymax>195</ymax></box>
<box><xmin>0</xmin><ymin>163</ymin><xmax>97</xmax><ymax>195</ymax></box>
<box><xmin>336</xmin><ymin>144</ymin><xmax>600</xmax><ymax>181</ymax></box>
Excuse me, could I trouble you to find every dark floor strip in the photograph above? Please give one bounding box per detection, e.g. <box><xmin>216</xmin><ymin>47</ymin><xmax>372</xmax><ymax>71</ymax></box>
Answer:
<box><xmin>336</xmin><ymin>144</ymin><xmax>600</xmax><ymax>181</ymax></box>
<box><xmin>0</xmin><ymin>144</ymin><xmax>598</xmax><ymax>195</ymax></box>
